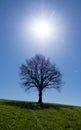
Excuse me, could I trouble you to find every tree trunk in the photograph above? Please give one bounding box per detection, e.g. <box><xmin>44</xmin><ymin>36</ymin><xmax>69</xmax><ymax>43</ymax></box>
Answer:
<box><xmin>38</xmin><ymin>91</ymin><xmax>42</xmax><ymax>106</ymax></box>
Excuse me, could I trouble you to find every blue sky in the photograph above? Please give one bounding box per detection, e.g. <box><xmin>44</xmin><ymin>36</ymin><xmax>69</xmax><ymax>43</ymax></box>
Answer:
<box><xmin>0</xmin><ymin>0</ymin><xmax>81</xmax><ymax>106</ymax></box>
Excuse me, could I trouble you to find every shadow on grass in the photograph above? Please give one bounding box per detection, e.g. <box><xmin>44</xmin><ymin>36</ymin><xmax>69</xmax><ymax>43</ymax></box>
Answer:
<box><xmin>2</xmin><ymin>100</ymin><xmax>74</xmax><ymax>110</ymax></box>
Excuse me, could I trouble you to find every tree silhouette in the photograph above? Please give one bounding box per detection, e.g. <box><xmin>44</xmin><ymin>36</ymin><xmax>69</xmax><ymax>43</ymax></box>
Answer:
<box><xmin>20</xmin><ymin>54</ymin><xmax>62</xmax><ymax>106</ymax></box>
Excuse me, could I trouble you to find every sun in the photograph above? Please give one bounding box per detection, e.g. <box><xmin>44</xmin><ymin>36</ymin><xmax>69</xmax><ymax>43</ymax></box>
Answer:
<box><xmin>32</xmin><ymin>20</ymin><xmax>52</xmax><ymax>38</ymax></box>
<box><xmin>30</xmin><ymin>18</ymin><xmax>53</xmax><ymax>40</ymax></box>
<box><xmin>23</xmin><ymin>13</ymin><xmax>63</xmax><ymax>43</ymax></box>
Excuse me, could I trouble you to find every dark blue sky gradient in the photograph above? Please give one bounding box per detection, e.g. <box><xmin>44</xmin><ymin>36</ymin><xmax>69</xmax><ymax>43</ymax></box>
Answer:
<box><xmin>0</xmin><ymin>0</ymin><xmax>81</xmax><ymax>106</ymax></box>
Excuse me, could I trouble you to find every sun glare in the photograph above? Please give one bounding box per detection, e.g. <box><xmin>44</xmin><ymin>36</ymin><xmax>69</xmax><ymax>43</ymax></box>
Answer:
<box><xmin>23</xmin><ymin>13</ymin><xmax>64</xmax><ymax>43</ymax></box>
<box><xmin>30</xmin><ymin>18</ymin><xmax>53</xmax><ymax>40</ymax></box>
<box><xmin>32</xmin><ymin>20</ymin><xmax>52</xmax><ymax>38</ymax></box>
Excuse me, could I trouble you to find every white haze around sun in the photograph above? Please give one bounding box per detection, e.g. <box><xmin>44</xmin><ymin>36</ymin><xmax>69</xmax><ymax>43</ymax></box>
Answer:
<box><xmin>21</xmin><ymin>11</ymin><xmax>66</xmax><ymax>45</ymax></box>
<box><xmin>30</xmin><ymin>19</ymin><xmax>53</xmax><ymax>39</ymax></box>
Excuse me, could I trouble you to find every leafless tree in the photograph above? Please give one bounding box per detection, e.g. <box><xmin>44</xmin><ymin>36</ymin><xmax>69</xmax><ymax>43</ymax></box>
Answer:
<box><xmin>20</xmin><ymin>54</ymin><xmax>62</xmax><ymax>106</ymax></box>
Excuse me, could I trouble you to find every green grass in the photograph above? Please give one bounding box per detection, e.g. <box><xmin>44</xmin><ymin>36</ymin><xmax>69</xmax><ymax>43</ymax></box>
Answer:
<box><xmin>0</xmin><ymin>99</ymin><xmax>81</xmax><ymax>130</ymax></box>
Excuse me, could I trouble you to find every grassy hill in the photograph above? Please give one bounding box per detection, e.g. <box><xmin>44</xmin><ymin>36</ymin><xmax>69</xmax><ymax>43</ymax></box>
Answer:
<box><xmin>0</xmin><ymin>99</ymin><xmax>81</xmax><ymax>130</ymax></box>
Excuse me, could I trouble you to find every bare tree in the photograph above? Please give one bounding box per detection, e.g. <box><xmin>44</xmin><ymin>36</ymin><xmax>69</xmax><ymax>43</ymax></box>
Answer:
<box><xmin>20</xmin><ymin>54</ymin><xmax>62</xmax><ymax>105</ymax></box>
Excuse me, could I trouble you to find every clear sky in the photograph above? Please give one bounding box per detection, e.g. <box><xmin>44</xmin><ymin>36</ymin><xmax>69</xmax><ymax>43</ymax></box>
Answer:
<box><xmin>0</xmin><ymin>0</ymin><xmax>81</xmax><ymax>106</ymax></box>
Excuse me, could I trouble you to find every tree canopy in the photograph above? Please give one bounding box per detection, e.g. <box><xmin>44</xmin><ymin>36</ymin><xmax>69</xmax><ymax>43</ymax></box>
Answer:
<box><xmin>20</xmin><ymin>54</ymin><xmax>62</xmax><ymax>105</ymax></box>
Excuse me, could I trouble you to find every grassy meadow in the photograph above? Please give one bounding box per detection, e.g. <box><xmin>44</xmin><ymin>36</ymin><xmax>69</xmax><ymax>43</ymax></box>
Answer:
<box><xmin>0</xmin><ymin>99</ymin><xmax>81</xmax><ymax>130</ymax></box>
